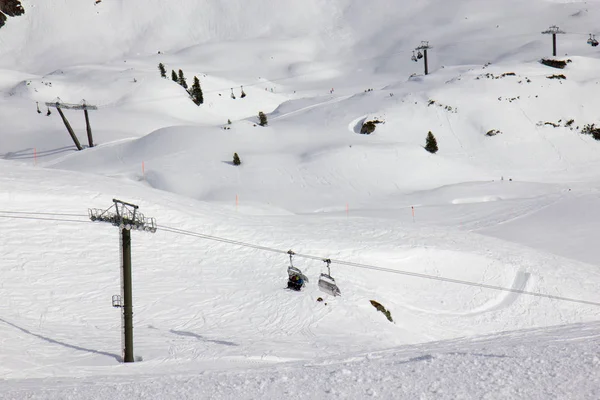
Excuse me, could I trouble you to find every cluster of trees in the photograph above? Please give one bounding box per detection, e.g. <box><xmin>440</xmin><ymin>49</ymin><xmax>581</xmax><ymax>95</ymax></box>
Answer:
<box><xmin>159</xmin><ymin>63</ymin><xmax>203</xmax><ymax>106</ymax></box>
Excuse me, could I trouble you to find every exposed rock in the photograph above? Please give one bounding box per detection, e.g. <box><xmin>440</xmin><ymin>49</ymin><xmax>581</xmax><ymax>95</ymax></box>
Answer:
<box><xmin>360</xmin><ymin>119</ymin><xmax>383</xmax><ymax>135</ymax></box>
<box><xmin>0</xmin><ymin>0</ymin><xmax>24</xmax><ymax>29</ymax></box>
<box><xmin>540</xmin><ymin>58</ymin><xmax>569</xmax><ymax>69</ymax></box>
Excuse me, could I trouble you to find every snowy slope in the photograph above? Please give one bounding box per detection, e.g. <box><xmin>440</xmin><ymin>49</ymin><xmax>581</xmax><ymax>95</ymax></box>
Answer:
<box><xmin>2</xmin><ymin>0</ymin><xmax>600</xmax><ymax>398</ymax></box>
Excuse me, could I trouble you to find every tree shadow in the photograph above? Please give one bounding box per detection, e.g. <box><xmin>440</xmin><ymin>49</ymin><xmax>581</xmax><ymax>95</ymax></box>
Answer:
<box><xmin>0</xmin><ymin>317</ymin><xmax>121</xmax><ymax>362</ymax></box>
<box><xmin>1</xmin><ymin>146</ymin><xmax>77</xmax><ymax>160</ymax></box>
<box><xmin>169</xmin><ymin>329</ymin><xmax>238</xmax><ymax>346</ymax></box>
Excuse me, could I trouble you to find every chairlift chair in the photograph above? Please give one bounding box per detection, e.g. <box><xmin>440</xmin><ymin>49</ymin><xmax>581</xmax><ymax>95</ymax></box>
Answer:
<box><xmin>592</xmin><ymin>35</ymin><xmax>599</xmax><ymax>47</ymax></box>
<box><xmin>240</xmin><ymin>86</ymin><xmax>246</xmax><ymax>98</ymax></box>
<box><xmin>36</xmin><ymin>102</ymin><xmax>41</xmax><ymax>114</ymax></box>
<box><xmin>231</xmin><ymin>88</ymin><xmax>236</xmax><ymax>99</ymax></box>
<box><xmin>411</xmin><ymin>51</ymin><xmax>417</xmax><ymax>62</ymax></box>
<box><xmin>46</xmin><ymin>107</ymin><xmax>52</xmax><ymax>116</ymax></box>
<box><xmin>287</xmin><ymin>250</ymin><xmax>308</xmax><ymax>291</ymax></box>
<box><xmin>318</xmin><ymin>259</ymin><xmax>341</xmax><ymax>297</ymax></box>
<box><xmin>587</xmin><ymin>34</ymin><xmax>593</xmax><ymax>45</ymax></box>
<box><xmin>416</xmin><ymin>50</ymin><xmax>423</xmax><ymax>60</ymax></box>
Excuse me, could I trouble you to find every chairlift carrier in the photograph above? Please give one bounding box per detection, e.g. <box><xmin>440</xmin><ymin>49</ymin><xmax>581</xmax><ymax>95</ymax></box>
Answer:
<box><xmin>318</xmin><ymin>258</ymin><xmax>341</xmax><ymax>297</ymax></box>
<box><xmin>287</xmin><ymin>250</ymin><xmax>308</xmax><ymax>290</ymax></box>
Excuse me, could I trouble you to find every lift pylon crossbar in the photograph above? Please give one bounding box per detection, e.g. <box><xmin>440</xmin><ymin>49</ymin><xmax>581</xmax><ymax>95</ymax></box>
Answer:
<box><xmin>45</xmin><ymin>102</ymin><xmax>98</xmax><ymax>110</ymax></box>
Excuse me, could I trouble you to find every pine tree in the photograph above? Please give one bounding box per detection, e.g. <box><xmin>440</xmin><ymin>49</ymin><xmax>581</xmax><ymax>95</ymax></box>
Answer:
<box><xmin>158</xmin><ymin>63</ymin><xmax>167</xmax><ymax>78</ymax></box>
<box><xmin>171</xmin><ymin>70</ymin><xmax>178</xmax><ymax>82</ymax></box>
<box><xmin>190</xmin><ymin>76</ymin><xmax>204</xmax><ymax>105</ymax></box>
<box><xmin>178</xmin><ymin>69</ymin><xmax>188</xmax><ymax>90</ymax></box>
<box><xmin>233</xmin><ymin>152</ymin><xmax>241</xmax><ymax>166</ymax></box>
<box><xmin>258</xmin><ymin>111</ymin><xmax>268</xmax><ymax>126</ymax></box>
<box><xmin>425</xmin><ymin>131</ymin><xmax>438</xmax><ymax>154</ymax></box>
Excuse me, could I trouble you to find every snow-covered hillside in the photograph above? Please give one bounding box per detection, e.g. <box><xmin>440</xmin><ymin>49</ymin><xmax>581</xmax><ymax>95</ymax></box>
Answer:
<box><xmin>2</xmin><ymin>0</ymin><xmax>600</xmax><ymax>398</ymax></box>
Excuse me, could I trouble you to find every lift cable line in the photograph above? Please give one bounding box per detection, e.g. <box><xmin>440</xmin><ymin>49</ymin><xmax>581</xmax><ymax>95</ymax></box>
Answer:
<box><xmin>0</xmin><ymin>214</ymin><xmax>92</xmax><ymax>224</ymax></box>
<box><xmin>156</xmin><ymin>224</ymin><xmax>600</xmax><ymax>308</ymax></box>
<box><xmin>0</xmin><ymin>210</ymin><xmax>88</xmax><ymax>217</ymax></box>
<box><xmin>0</xmin><ymin>209</ymin><xmax>598</xmax><ymax>307</ymax></box>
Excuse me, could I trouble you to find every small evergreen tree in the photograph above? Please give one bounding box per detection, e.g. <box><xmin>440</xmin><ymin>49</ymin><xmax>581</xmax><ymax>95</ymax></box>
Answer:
<box><xmin>425</xmin><ymin>131</ymin><xmax>438</xmax><ymax>154</ymax></box>
<box><xmin>190</xmin><ymin>76</ymin><xmax>204</xmax><ymax>105</ymax></box>
<box><xmin>233</xmin><ymin>152</ymin><xmax>241</xmax><ymax>166</ymax></box>
<box><xmin>258</xmin><ymin>111</ymin><xmax>268</xmax><ymax>126</ymax></box>
<box><xmin>171</xmin><ymin>70</ymin><xmax>178</xmax><ymax>82</ymax></box>
<box><xmin>158</xmin><ymin>63</ymin><xmax>167</xmax><ymax>78</ymax></box>
<box><xmin>178</xmin><ymin>69</ymin><xmax>188</xmax><ymax>90</ymax></box>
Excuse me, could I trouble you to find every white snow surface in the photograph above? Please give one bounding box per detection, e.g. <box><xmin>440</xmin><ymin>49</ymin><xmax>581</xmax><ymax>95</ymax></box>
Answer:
<box><xmin>2</xmin><ymin>0</ymin><xmax>600</xmax><ymax>398</ymax></box>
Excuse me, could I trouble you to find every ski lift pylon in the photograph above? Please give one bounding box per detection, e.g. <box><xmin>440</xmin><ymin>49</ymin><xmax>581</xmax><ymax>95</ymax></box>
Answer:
<box><xmin>318</xmin><ymin>258</ymin><xmax>341</xmax><ymax>297</ymax></box>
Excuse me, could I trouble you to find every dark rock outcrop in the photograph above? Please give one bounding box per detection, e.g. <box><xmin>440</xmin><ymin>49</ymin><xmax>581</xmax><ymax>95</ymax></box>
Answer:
<box><xmin>0</xmin><ymin>0</ymin><xmax>24</xmax><ymax>28</ymax></box>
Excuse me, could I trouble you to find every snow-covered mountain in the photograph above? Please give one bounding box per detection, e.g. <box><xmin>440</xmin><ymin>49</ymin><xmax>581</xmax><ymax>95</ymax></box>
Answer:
<box><xmin>1</xmin><ymin>1</ymin><xmax>600</xmax><ymax>398</ymax></box>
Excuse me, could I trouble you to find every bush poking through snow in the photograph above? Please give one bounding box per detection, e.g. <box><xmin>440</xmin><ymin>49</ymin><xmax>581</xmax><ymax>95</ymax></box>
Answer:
<box><xmin>425</xmin><ymin>131</ymin><xmax>438</xmax><ymax>154</ymax></box>
<box><xmin>486</xmin><ymin>129</ymin><xmax>502</xmax><ymax>137</ymax></box>
<box><xmin>547</xmin><ymin>74</ymin><xmax>566</xmax><ymax>80</ymax></box>
<box><xmin>360</xmin><ymin>120</ymin><xmax>383</xmax><ymax>135</ymax></box>
<box><xmin>158</xmin><ymin>63</ymin><xmax>166</xmax><ymax>78</ymax></box>
<box><xmin>258</xmin><ymin>111</ymin><xmax>268</xmax><ymax>126</ymax></box>
<box><xmin>171</xmin><ymin>70</ymin><xmax>178</xmax><ymax>82</ymax></box>
<box><xmin>581</xmin><ymin>124</ymin><xmax>600</xmax><ymax>141</ymax></box>
<box><xmin>233</xmin><ymin>153</ymin><xmax>241</xmax><ymax>166</ymax></box>
<box><xmin>370</xmin><ymin>300</ymin><xmax>393</xmax><ymax>322</ymax></box>
<box><xmin>540</xmin><ymin>59</ymin><xmax>567</xmax><ymax>69</ymax></box>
